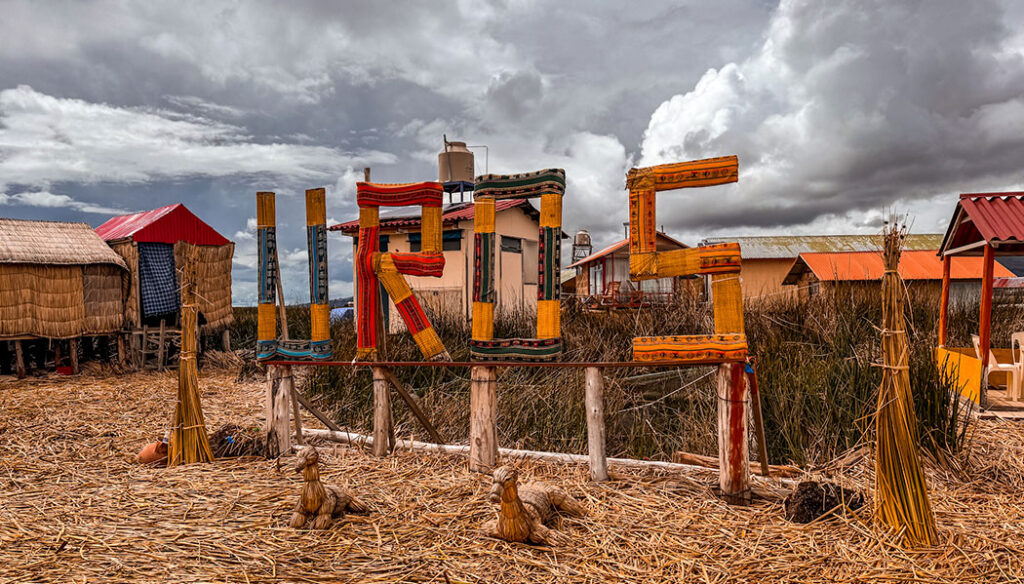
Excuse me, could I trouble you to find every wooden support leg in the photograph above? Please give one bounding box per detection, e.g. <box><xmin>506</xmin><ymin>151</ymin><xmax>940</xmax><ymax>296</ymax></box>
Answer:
<box><xmin>35</xmin><ymin>341</ymin><xmax>47</xmax><ymax>372</ymax></box>
<box><xmin>157</xmin><ymin>320</ymin><xmax>166</xmax><ymax>373</ymax></box>
<box><xmin>717</xmin><ymin>362</ymin><xmax>750</xmax><ymax>504</ymax></box>
<box><xmin>372</xmin><ymin>366</ymin><xmax>393</xmax><ymax>457</ymax></box>
<box><xmin>469</xmin><ymin>365</ymin><xmax>498</xmax><ymax>473</ymax></box>
<box><xmin>746</xmin><ymin>364</ymin><xmax>771</xmax><ymax>477</ymax></box>
<box><xmin>222</xmin><ymin>329</ymin><xmax>231</xmax><ymax>352</ymax></box>
<box><xmin>265</xmin><ymin>365</ymin><xmax>292</xmax><ymax>458</ymax></box>
<box><xmin>585</xmin><ymin>367</ymin><xmax>609</xmax><ymax>482</ymax></box>
<box><xmin>291</xmin><ymin>381</ymin><xmax>305</xmax><ymax>446</ymax></box>
<box><xmin>54</xmin><ymin>342</ymin><xmax>62</xmax><ymax>370</ymax></box>
<box><xmin>69</xmin><ymin>338</ymin><xmax>79</xmax><ymax>374</ymax></box>
<box><xmin>116</xmin><ymin>334</ymin><xmax>127</xmax><ymax>370</ymax></box>
<box><xmin>82</xmin><ymin>337</ymin><xmax>94</xmax><ymax>362</ymax></box>
<box><xmin>140</xmin><ymin>325</ymin><xmax>149</xmax><ymax>369</ymax></box>
<box><xmin>14</xmin><ymin>340</ymin><xmax>26</xmax><ymax>379</ymax></box>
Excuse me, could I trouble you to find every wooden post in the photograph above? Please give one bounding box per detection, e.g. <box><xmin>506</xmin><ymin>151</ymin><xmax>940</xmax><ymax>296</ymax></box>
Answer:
<box><xmin>979</xmin><ymin>244</ymin><xmax>995</xmax><ymax>401</ymax></box>
<box><xmin>372</xmin><ymin>366</ymin><xmax>393</xmax><ymax>457</ymax></box>
<box><xmin>156</xmin><ymin>320</ymin><xmax>166</xmax><ymax>372</ymax></box>
<box><xmin>938</xmin><ymin>255</ymin><xmax>951</xmax><ymax>347</ymax></box>
<box><xmin>291</xmin><ymin>381</ymin><xmax>304</xmax><ymax>446</ymax></box>
<box><xmin>746</xmin><ymin>365</ymin><xmax>771</xmax><ymax>477</ymax></box>
<box><xmin>35</xmin><ymin>341</ymin><xmax>47</xmax><ymax>372</ymax></box>
<box><xmin>69</xmin><ymin>338</ymin><xmax>79</xmax><ymax>374</ymax></box>
<box><xmin>717</xmin><ymin>362</ymin><xmax>750</xmax><ymax>504</ymax></box>
<box><xmin>14</xmin><ymin>340</ymin><xmax>25</xmax><ymax>379</ymax></box>
<box><xmin>264</xmin><ymin>365</ymin><xmax>292</xmax><ymax>458</ymax></box>
<box><xmin>469</xmin><ymin>365</ymin><xmax>498</xmax><ymax>473</ymax></box>
<box><xmin>585</xmin><ymin>367</ymin><xmax>609</xmax><ymax>482</ymax></box>
<box><xmin>221</xmin><ymin>329</ymin><xmax>231</xmax><ymax>352</ymax></box>
<box><xmin>116</xmin><ymin>334</ymin><xmax>127</xmax><ymax>369</ymax></box>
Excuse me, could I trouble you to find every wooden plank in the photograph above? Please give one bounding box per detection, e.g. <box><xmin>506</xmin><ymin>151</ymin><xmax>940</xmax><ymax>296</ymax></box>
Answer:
<box><xmin>717</xmin><ymin>362</ymin><xmax>750</xmax><ymax>504</ymax></box>
<box><xmin>290</xmin><ymin>383</ymin><xmax>304</xmax><ymax>446</ymax></box>
<box><xmin>69</xmin><ymin>338</ymin><xmax>79</xmax><ymax>374</ymax></box>
<box><xmin>116</xmin><ymin>334</ymin><xmax>127</xmax><ymax>369</ymax></box>
<box><xmin>380</xmin><ymin>367</ymin><xmax>443</xmax><ymax>444</ymax></box>
<box><xmin>980</xmin><ymin>245</ymin><xmax>995</xmax><ymax>404</ymax></box>
<box><xmin>938</xmin><ymin>256</ymin><xmax>951</xmax><ymax>347</ymax></box>
<box><xmin>221</xmin><ymin>329</ymin><xmax>231</xmax><ymax>352</ymax></box>
<box><xmin>294</xmin><ymin>391</ymin><xmax>343</xmax><ymax>432</ymax></box>
<box><xmin>372</xmin><ymin>366</ymin><xmax>392</xmax><ymax>457</ymax></box>
<box><xmin>157</xmin><ymin>320</ymin><xmax>166</xmax><ymax>372</ymax></box>
<box><xmin>746</xmin><ymin>365</ymin><xmax>771</xmax><ymax>477</ymax></box>
<box><xmin>14</xmin><ymin>340</ymin><xmax>25</xmax><ymax>379</ymax></box>
<box><xmin>264</xmin><ymin>365</ymin><xmax>291</xmax><ymax>458</ymax></box>
<box><xmin>585</xmin><ymin>367</ymin><xmax>608</xmax><ymax>482</ymax></box>
<box><xmin>469</xmin><ymin>365</ymin><xmax>498</xmax><ymax>473</ymax></box>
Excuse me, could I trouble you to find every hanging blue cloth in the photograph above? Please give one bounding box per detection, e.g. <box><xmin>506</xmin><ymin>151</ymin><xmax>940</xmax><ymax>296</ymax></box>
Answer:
<box><xmin>138</xmin><ymin>242</ymin><xmax>179</xmax><ymax>319</ymax></box>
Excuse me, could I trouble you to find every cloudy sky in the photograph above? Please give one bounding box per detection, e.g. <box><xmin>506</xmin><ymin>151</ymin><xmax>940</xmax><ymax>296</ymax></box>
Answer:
<box><xmin>3</xmin><ymin>0</ymin><xmax>1024</xmax><ymax>304</ymax></box>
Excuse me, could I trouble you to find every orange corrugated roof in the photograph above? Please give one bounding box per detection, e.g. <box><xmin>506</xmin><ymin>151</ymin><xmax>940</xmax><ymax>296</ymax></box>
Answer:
<box><xmin>787</xmin><ymin>250</ymin><xmax>1013</xmax><ymax>283</ymax></box>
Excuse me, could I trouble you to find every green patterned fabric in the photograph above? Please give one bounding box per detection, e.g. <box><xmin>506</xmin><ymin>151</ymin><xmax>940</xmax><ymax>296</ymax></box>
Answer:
<box><xmin>475</xmin><ymin>168</ymin><xmax>566</xmax><ymax>200</ymax></box>
<box><xmin>469</xmin><ymin>338</ymin><xmax>563</xmax><ymax>361</ymax></box>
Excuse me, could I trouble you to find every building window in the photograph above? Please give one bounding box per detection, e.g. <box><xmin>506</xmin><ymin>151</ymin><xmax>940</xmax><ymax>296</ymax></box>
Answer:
<box><xmin>409</xmin><ymin>230</ymin><xmax>462</xmax><ymax>252</ymax></box>
<box><xmin>501</xmin><ymin>235</ymin><xmax>522</xmax><ymax>253</ymax></box>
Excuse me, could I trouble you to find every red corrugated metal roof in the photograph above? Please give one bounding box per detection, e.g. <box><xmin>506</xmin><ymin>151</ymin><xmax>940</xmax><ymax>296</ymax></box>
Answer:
<box><xmin>939</xmin><ymin>193</ymin><xmax>1024</xmax><ymax>255</ymax></box>
<box><xmin>331</xmin><ymin>199</ymin><xmax>534</xmax><ymax>234</ymax></box>
<box><xmin>96</xmin><ymin>203</ymin><xmax>230</xmax><ymax>245</ymax></box>
<box><xmin>566</xmin><ymin>232</ymin><xmax>690</xmax><ymax>269</ymax></box>
<box><xmin>785</xmin><ymin>250</ymin><xmax>1012</xmax><ymax>284</ymax></box>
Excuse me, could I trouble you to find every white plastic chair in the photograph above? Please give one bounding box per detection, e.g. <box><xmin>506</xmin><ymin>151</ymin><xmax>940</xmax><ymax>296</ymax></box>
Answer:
<box><xmin>973</xmin><ymin>334</ymin><xmax>1017</xmax><ymax>393</ymax></box>
<box><xmin>1011</xmin><ymin>333</ymin><xmax>1024</xmax><ymax>401</ymax></box>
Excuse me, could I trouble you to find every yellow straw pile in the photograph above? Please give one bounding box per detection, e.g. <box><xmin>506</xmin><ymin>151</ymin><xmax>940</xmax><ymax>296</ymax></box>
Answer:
<box><xmin>875</xmin><ymin>222</ymin><xmax>937</xmax><ymax>546</ymax></box>
<box><xmin>168</xmin><ymin>246</ymin><xmax>214</xmax><ymax>466</ymax></box>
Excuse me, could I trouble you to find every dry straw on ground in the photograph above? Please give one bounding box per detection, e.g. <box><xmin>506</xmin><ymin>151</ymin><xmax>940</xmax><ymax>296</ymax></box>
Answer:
<box><xmin>2</xmin><ymin>370</ymin><xmax>1024</xmax><ymax>583</ymax></box>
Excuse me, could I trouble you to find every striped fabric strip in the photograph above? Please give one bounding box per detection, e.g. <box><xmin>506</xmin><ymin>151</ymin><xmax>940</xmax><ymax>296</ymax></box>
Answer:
<box><xmin>628</xmin><ymin>189</ymin><xmax>657</xmax><ymax>255</ymax></box>
<box><xmin>395</xmin><ymin>295</ymin><xmax>430</xmax><ymax>335</ymax></box>
<box><xmin>389</xmin><ymin>252</ymin><xmax>446</xmax><ymax>277</ymax></box>
<box><xmin>626</xmin><ymin>155</ymin><xmax>738</xmax><ymax>192</ymax></box>
<box><xmin>633</xmin><ymin>333</ymin><xmax>747</xmax><ymax>363</ymax></box>
<box><xmin>475</xmin><ymin>168</ymin><xmax>566</xmax><ymax>200</ymax></box>
<box><xmin>356</xmin><ymin>181</ymin><xmax>443</xmax><ymax>207</ymax></box>
<box><xmin>355</xmin><ymin>224</ymin><xmax>380</xmax><ymax>357</ymax></box>
<box><xmin>473</xmin><ymin>232</ymin><xmax>495</xmax><ymax>303</ymax></box>
<box><xmin>469</xmin><ymin>337</ymin><xmax>563</xmax><ymax>361</ymax></box>
<box><xmin>538</xmin><ymin>226</ymin><xmax>560</xmax><ymax>301</ymax></box>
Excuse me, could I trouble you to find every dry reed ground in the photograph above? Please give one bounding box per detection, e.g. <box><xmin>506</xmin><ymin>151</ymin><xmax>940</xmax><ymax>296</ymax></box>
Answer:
<box><xmin>2</xmin><ymin>369</ymin><xmax>1024</xmax><ymax>583</ymax></box>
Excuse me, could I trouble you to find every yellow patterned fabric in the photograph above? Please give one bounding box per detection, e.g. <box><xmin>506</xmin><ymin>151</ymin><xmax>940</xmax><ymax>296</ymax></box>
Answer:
<box><xmin>536</xmin><ymin>299</ymin><xmax>560</xmax><ymax>339</ymax></box>
<box><xmin>472</xmin><ymin>301</ymin><xmax>494</xmax><ymax>340</ymax></box>
<box><xmin>356</xmin><ymin>347</ymin><xmax>377</xmax><ymax>360</ymax></box>
<box><xmin>629</xmin><ymin>190</ymin><xmax>657</xmax><ymax>254</ymax></box>
<box><xmin>257</xmin><ymin>303</ymin><xmax>276</xmax><ymax>340</ymax></box>
<box><xmin>713</xmin><ymin>274</ymin><xmax>744</xmax><ymax>334</ymax></box>
<box><xmin>474</xmin><ymin>198</ymin><xmax>496</xmax><ymax>233</ymax></box>
<box><xmin>421</xmin><ymin>206</ymin><xmax>442</xmax><ymax>253</ymax></box>
<box><xmin>310</xmin><ymin>303</ymin><xmax>331</xmax><ymax>341</ymax></box>
<box><xmin>630</xmin><ymin>251</ymin><xmax>658</xmax><ymax>280</ymax></box>
<box><xmin>539</xmin><ymin>193</ymin><xmax>562</xmax><ymax>228</ymax></box>
<box><xmin>412</xmin><ymin>327</ymin><xmax>447</xmax><ymax>361</ymax></box>
<box><xmin>257</xmin><ymin>192</ymin><xmax>276</xmax><ymax>227</ymax></box>
<box><xmin>628</xmin><ymin>155</ymin><xmax>738</xmax><ymax>191</ymax></box>
<box><xmin>359</xmin><ymin>206</ymin><xmax>379</xmax><ymax>228</ymax></box>
<box><xmin>633</xmin><ymin>333</ymin><xmax>747</xmax><ymax>363</ymax></box>
<box><xmin>374</xmin><ymin>253</ymin><xmax>413</xmax><ymax>303</ymax></box>
<box><xmin>305</xmin><ymin>188</ymin><xmax>326</xmax><ymax>225</ymax></box>
<box><xmin>645</xmin><ymin>248</ymin><xmax>700</xmax><ymax>280</ymax></box>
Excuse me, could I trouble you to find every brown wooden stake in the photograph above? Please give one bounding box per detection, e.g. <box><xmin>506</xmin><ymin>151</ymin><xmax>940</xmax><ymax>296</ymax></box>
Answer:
<box><xmin>745</xmin><ymin>365</ymin><xmax>771</xmax><ymax>477</ymax></box>
<box><xmin>469</xmin><ymin>365</ymin><xmax>498</xmax><ymax>473</ymax></box>
<box><xmin>585</xmin><ymin>366</ymin><xmax>609</xmax><ymax>482</ymax></box>
<box><xmin>221</xmin><ymin>329</ymin><xmax>231</xmax><ymax>352</ymax></box>
<box><xmin>380</xmin><ymin>367</ymin><xmax>444</xmax><ymax>444</ymax></box>
<box><xmin>69</xmin><ymin>338</ymin><xmax>79</xmax><ymax>374</ymax></box>
<box><xmin>294</xmin><ymin>390</ymin><xmax>343</xmax><ymax>432</ymax></box>
<box><xmin>265</xmin><ymin>365</ymin><xmax>292</xmax><ymax>458</ymax></box>
<box><xmin>14</xmin><ymin>340</ymin><xmax>25</xmax><ymax>379</ymax></box>
<box><xmin>290</xmin><ymin>379</ymin><xmax>305</xmax><ymax>446</ymax></box>
<box><xmin>157</xmin><ymin>320</ymin><xmax>166</xmax><ymax>372</ymax></box>
<box><xmin>717</xmin><ymin>362</ymin><xmax>750</xmax><ymax>504</ymax></box>
<box><xmin>116</xmin><ymin>334</ymin><xmax>127</xmax><ymax>369</ymax></box>
<box><xmin>938</xmin><ymin>255</ymin><xmax>951</xmax><ymax>347</ymax></box>
<box><xmin>979</xmin><ymin>244</ymin><xmax>995</xmax><ymax>404</ymax></box>
<box><xmin>372</xmin><ymin>366</ymin><xmax>393</xmax><ymax>457</ymax></box>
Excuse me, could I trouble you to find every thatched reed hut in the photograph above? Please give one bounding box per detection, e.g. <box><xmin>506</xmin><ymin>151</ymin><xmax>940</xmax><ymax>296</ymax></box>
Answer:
<box><xmin>0</xmin><ymin>218</ymin><xmax>128</xmax><ymax>377</ymax></box>
<box><xmin>96</xmin><ymin>204</ymin><xmax>234</xmax><ymax>350</ymax></box>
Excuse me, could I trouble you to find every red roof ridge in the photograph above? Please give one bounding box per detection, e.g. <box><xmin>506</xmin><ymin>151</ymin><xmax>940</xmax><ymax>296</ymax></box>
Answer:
<box><xmin>959</xmin><ymin>192</ymin><xmax>1024</xmax><ymax>199</ymax></box>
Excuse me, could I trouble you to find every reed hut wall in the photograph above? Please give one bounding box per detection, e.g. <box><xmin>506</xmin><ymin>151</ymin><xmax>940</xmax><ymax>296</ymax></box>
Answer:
<box><xmin>0</xmin><ymin>219</ymin><xmax>128</xmax><ymax>340</ymax></box>
<box><xmin>174</xmin><ymin>241</ymin><xmax>234</xmax><ymax>332</ymax></box>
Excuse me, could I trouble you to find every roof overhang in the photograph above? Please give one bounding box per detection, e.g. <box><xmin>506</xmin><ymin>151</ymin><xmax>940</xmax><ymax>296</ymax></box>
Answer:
<box><xmin>939</xmin><ymin>193</ymin><xmax>1024</xmax><ymax>257</ymax></box>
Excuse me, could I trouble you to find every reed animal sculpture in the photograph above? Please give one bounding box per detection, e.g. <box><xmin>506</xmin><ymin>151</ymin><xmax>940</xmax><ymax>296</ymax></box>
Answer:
<box><xmin>481</xmin><ymin>465</ymin><xmax>587</xmax><ymax>545</ymax></box>
<box><xmin>289</xmin><ymin>446</ymin><xmax>367</xmax><ymax>529</ymax></box>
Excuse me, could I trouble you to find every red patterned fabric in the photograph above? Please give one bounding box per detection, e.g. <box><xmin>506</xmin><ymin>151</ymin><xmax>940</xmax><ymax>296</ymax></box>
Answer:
<box><xmin>389</xmin><ymin>252</ymin><xmax>445</xmax><ymax>277</ymax></box>
<box><xmin>356</xmin><ymin>226</ymin><xmax>379</xmax><ymax>352</ymax></box>
<box><xmin>356</xmin><ymin>182</ymin><xmax>443</xmax><ymax>208</ymax></box>
<box><xmin>395</xmin><ymin>295</ymin><xmax>430</xmax><ymax>335</ymax></box>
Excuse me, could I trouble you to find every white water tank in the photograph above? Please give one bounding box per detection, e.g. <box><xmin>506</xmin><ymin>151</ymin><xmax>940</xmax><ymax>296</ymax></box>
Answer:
<box><xmin>439</xmin><ymin>141</ymin><xmax>475</xmax><ymax>183</ymax></box>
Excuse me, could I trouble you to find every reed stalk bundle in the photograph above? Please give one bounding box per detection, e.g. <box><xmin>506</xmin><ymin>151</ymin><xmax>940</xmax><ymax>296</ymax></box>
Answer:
<box><xmin>168</xmin><ymin>247</ymin><xmax>214</xmax><ymax>466</ymax></box>
<box><xmin>874</xmin><ymin>222</ymin><xmax>937</xmax><ymax>546</ymax></box>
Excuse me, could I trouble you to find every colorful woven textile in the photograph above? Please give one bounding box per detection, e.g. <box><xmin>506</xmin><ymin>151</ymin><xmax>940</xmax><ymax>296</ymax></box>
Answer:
<box><xmin>356</xmin><ymin>181</ymin><xmax>443</xmax><ymax>208</ymax></box>
<box><xmin>633</xmin><ymin>333</ymin><xmax>747</xmax><ymax>363</ymax></box>
<box><xmin>712</xmin><ymin>273</ymin><xmax>744</xmax><ymax>334</ymax></box>
<box><xmin>475</xmin><ymin>169</ymin><xmax>566</xmax><ymax>200</ymax></box>
<box><xmin>470</xmin><ymin>337</ymin><xmax>563</xmax><ymax>361</ymax></box>
<box><xmin>389</xmin><ymin>252</ymin><xmax>445</xmax><ymax>277</ymax></box>
<box><xmin>536</xmin><ymin>300</ymin><xmax>560</xmax><ymax>339</ymax></box>
<box><xmin>355</xmin><ymin>224</ymin><xmax>380</xmax><ymax>359</ymax></box>
<box><xmin>138</xmin><ymin>242</ymin><xmax>180</xmax><ymax>318</ymax></box>
<box><xmin>633</xmin><ymin>244</ymin><xmax>742</xmax><ymax>280</ymax></box>
<box><xmin>473</xmin><ymin>232</ymin><xmax>495</xmax><ymax>302</ymax></box>
<box><xmin>374</xmin><ymin>252</ymin><xmax>449</xmax><ymax>360</ymax></box>
<box><xmin>538</xmin><ymin>226</ymin><xmax>561</xmax><ymax>301</ymax></box>
<box><xmin>471</xmin><ymin>301</ymin><xmax>494</xmax><ymax>340</ymax></box>
<box><xmin>626</xmin><ymin>155</ymin><xmax>738</xmax><ymax>191</ymax></box>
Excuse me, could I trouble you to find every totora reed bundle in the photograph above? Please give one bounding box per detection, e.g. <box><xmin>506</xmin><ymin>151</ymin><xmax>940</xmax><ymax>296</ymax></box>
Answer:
<box><xmin>168</xmin><ymin>246</ymin><xmax>214</xmax><ymax>466</ymax></box>
<box><xmin>874</xmin><ymin>221</ymin><xmax>937</xmax><ymax>546</ymax></box>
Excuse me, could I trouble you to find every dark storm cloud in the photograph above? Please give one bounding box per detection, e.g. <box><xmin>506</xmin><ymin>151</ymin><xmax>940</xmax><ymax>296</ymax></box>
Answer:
<box><xmin>1</xmin><ymin>0</ymin><xmax>1023</xmax><ymax>302</ymax></box>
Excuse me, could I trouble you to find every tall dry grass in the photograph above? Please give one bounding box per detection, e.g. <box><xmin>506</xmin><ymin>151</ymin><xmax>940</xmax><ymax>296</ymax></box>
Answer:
<box><xmin>231</xmin><ymin>283</ymin><xmax>1016</xmax><ymax>466</ymax></box>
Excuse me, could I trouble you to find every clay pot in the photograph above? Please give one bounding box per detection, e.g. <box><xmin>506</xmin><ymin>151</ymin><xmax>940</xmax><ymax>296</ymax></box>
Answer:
<box><xmin>137</xmin><ymin>441</ymin><xmax>168</xmax><ymax>465</ymax></box>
